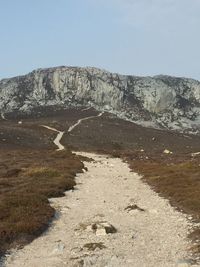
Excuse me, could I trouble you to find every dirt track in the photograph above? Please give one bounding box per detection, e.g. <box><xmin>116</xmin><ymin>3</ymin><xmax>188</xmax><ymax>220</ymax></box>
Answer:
<box><xmin>4</xmin><ymin>152</ymin><xmax>196</xmax><ymax>267</ymax></box>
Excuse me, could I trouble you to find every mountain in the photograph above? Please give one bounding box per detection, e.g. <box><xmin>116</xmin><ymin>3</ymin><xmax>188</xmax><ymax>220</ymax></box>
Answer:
<box><xmin>1</xmin><ymin>66</ymin><xmax>200</xmax><ymax>133</ymax></box>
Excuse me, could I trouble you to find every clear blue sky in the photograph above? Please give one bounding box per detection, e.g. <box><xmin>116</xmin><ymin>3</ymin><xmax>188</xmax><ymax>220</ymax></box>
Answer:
<box><xmin>1</xmin><ymin>0</ymin><xmax>200</xmax><ymax>80</ymax></box>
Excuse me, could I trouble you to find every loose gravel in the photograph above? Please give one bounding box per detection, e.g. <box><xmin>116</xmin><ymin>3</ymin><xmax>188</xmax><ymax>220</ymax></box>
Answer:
<box><xmin>3</xmin><ymin>152</ymin><xmax>199</xmax><ymax>267</ymax></box>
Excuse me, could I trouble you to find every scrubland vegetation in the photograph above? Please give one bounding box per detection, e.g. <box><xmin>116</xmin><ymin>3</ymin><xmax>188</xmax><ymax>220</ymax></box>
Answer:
<box><xmin>1</xmin><ymin>108</ymin><xmax>200</xmax><ymax>257</ymax></box>
<box><xmin>0</xmin><ymin>148</ymin><xmax>84</xmax><ymax>255</ymax></box>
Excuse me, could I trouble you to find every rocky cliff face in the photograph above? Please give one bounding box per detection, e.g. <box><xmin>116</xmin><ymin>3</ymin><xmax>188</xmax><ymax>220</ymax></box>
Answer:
<box><xmin>1</xmin><ymin>66</ymin><xmax>200</xmax><ymax>133</ymax></box>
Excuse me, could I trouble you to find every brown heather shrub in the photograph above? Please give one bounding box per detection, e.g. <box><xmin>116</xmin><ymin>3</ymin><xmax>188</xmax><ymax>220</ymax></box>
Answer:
<box><xmin>0</xmin><ymin>148</ymin><xmax>84</xmax><ymax>256</ymax></box>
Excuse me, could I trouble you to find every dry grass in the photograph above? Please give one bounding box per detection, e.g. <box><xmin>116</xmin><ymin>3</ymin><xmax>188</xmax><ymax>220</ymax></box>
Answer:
<box><xmin>0</xmin><ymin>148</ymin><xmax>84</xmax><ymax>256</ymax></box>
<box><xmin>129</xmin><ymin>158</ymin><xmax>200</xmax><ymax>217</ymax></box>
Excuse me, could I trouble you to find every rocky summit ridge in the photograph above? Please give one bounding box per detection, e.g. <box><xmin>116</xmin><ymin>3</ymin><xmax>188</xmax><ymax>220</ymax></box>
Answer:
<box><xmin>1</xmin><ymin>66</ymin><xmax>200</xmax><ymax>133</ymax></box>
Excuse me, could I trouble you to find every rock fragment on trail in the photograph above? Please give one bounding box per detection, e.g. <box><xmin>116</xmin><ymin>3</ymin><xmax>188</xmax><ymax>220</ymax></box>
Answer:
<box><xmin>125</xmin><ymin>204</ymin><xmax>145</xmax><ymax>212</ymax></box>
<box><xmin>52</xmin><ymin>242</ymin><xmax>65</xmax><ymax>255</ymax></box>
<box><xmin>91</xmin><ymin>222</ymin><xmax>117</xmax><ymax>236</ymax></box>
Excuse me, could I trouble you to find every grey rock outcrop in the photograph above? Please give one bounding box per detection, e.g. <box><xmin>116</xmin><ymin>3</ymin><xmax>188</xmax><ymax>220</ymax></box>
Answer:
<box><xmin>1</xmin><ymin>66</ymin><xmax>200</xmax><ymax>133</ymax></box>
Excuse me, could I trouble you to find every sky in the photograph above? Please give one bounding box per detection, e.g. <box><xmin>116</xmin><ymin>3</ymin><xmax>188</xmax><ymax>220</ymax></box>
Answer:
<box><xmin>1</xmin><ymin>0</ymin><xmax>200</xmax><ymax>80</ymax></box>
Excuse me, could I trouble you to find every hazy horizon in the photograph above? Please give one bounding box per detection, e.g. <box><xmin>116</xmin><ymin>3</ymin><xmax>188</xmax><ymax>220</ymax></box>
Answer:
<box><xmin>1</xmin><ymin>0</ymin><xmax>200</xmax><ymax>80</ymax></box>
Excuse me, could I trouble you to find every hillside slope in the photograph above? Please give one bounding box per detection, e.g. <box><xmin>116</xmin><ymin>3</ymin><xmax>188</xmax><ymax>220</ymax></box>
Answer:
<box><xmin>1</xmin><ymin>66</ymin><xmax>200</xmax><ymax>133</ymax></box>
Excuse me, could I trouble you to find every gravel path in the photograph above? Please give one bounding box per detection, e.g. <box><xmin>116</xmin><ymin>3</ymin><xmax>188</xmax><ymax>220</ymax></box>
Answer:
<box><xmin>41</xmin><ymin>125</ymin><xmax>65</xmax><ymax>151</ymax></box>
<box><xmin>67</xmin><ymin>112</ymin><xmax>103</xmax><ymax>133</ymax></box>
<box><xmin>3</xmin><ymin>152</ymin><xmax>197</xmax><ymax>267</ymax></box>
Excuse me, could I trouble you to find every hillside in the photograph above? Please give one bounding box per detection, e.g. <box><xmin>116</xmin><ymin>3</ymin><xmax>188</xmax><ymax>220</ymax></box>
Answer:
<box><xmin>1</xmin><ymin>66</ymin><xmax>200</xmax><ymax>133</ymax></box>
<box><xmin>1</xmin><ymin>66</ymin><xmax>200</xmax><ymax>265</ymax></box>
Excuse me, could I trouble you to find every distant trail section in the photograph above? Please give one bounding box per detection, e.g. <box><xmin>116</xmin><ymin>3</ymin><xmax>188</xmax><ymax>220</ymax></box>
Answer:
<box><xmin>41</xmin><ymin>112</ymin><xmax>103</xmax><ymax>150</ymax></box>
<box><xmin>81</xmin><ymin>107</ymin><xmax>91</xmax><ymax>111</ymax></box>
<box><xmin>68</xmin><ymin>112</ymin><xmax>104</xmax><ymax>133</ymax></box>
<box><xmin>1</xmin><ymin>113</ymin><xmax>7</xmax><ymax>120</ymax></box>
<box><xmin>41</xmin><ymin>125</ymin><xmax>65</xmax><ymax>151</ymax></box>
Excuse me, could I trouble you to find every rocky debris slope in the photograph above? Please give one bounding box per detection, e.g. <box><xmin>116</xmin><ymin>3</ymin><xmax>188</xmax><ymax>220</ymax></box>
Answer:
<box><xmin>1</xmin><ymin>66</ymin><xmax>200</xmax><ymax>133</ymax></box>
<box><xmin>3</xmin><ymin>153</ymin><xmax>197</xmax><ymax>267</ymax></box>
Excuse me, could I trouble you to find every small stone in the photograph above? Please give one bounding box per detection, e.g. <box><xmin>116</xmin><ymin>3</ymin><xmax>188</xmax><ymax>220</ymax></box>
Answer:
<box><xmin>191</xmin><ymin>152</ymin><xmax>200</xmax><ymax>157</ymax></box>
<box><xmin>57</xmin><ymin>243</ymin><xmax>65</xmax><ymax>251</ymax></box>
<box><xmin>96</xmin><ymin>228</ymin><xmax>107</xmax><ymax>236</ymax></box>
<box><xmin>163</xmin><ymin>149</ymin><xmax>173</xmax><ymax>154</ymax></box>
<box><xmin>131</xmin><ymin>231</ymin><xmax>137</xmax><ymax>239</ymax></box>
<box><xmin>86</xmin><ymin>225</ymin><xmax>92</xmax><ymax>232</ymax></box>
<box><xmin>92</xmin><ymin>222</ymin><xmax>117</xmax><ymax>235</ymax></box>
<box><xmin>52</xmin><ymin>242</ymin><xmax>65</xmax><ymax>254</ymax></box>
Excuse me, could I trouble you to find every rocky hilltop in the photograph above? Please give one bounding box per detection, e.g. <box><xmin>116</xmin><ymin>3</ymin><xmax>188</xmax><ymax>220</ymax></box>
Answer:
<box><xmin>1</xmin><ymin>66</ymin><xmax>200</xmax><ymax>133</ymax></box>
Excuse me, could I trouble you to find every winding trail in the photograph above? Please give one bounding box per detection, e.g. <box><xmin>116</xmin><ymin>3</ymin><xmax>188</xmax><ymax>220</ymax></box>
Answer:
<box><xmin>41</xmin><ymin>112</ymin><xmax>103</xmax><ymax>151</ymax></box>
<box><xmin>68</xmin><ymin>112</ymin><xmax>103</xmax><ymax>133</ymax></box>
<box><xmin>41</xmin><ymin>125</ymin><xmax>65</xmax><ymax>151</ymax></box>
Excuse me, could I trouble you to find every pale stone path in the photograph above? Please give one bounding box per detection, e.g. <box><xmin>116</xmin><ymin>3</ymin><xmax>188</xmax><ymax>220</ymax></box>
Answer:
<box><xmin>41</xmin><ymin>112</ymin><xmax>103</xmax><ymax>151</ymax></box>
<box><xmin>68</xmin><ymin>112</ymin><xmax>103</xmax><ymax>133</ymax></box>
<box><xmin>1</xmin><ymin>113</ymin><xmax>6</xmax><ymax>120</ymax></box>
<box><xmin>3</xmin><ymin>152</ymin><xmax>197</xmax><ymax>267</ymax></box>
<box><xmin>41</xmin><ymin>125</ymin><xmax>65</xmax><ymax>151</ymax></box>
